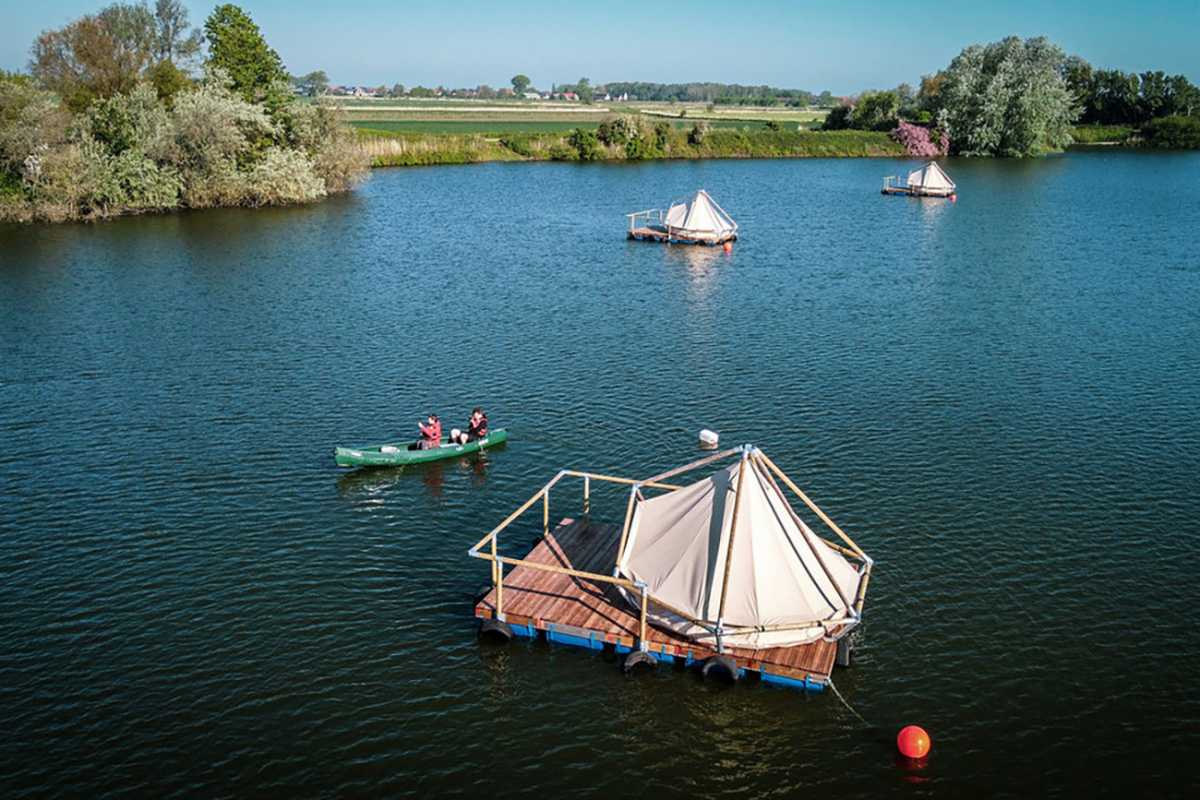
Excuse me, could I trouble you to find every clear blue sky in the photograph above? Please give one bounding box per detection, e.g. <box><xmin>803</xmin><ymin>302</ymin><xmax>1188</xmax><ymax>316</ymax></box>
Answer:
<box><xmin>3</xmin><ymin>0</ymin><xmax>1198</xmax><ymax>93</ymax></box>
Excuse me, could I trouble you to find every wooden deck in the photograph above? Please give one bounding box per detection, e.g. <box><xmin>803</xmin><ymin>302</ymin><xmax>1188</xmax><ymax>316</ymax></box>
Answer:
<box><xmin>628</xmin><ymin>227</ymin><xmax>735</xmax><ymax>246</ymax></box>
<box><xmin>474</xmin><ymin>518</ymin><xmax>837</xmax><ymax>689</ymax></box>
<box><xmin>881</xmin><ymin>185</ymin><xmax>955</xmax><ymax>197</ymax></box>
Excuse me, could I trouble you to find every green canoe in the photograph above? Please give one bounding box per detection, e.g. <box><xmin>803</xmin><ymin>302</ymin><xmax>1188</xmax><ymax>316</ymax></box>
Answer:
<box><xmin>334</xmin><ymin>428</ymin><xmax>508</xmax><ymax>468</ymax></box>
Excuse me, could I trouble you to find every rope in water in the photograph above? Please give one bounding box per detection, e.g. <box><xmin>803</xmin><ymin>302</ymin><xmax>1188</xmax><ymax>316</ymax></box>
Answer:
<box><xmin>826</xmin><ymin>677</ymin><xmax>872</xmax><ymax>727</ymax></box>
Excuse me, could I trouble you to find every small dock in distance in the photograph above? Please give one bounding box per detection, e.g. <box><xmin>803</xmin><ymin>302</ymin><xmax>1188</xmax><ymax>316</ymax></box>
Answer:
<box><xmin>474</xmin><ymin>518</ymin><xmax>836</xmax><ymax>688</ymax></box>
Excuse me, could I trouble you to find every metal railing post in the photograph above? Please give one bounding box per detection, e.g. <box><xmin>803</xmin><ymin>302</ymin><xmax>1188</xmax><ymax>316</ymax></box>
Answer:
<box><xmin>638</xmin><ymin>582</ymin><xmax>649</xmax><ymax>652</ymax></box>
<box><xmin>492</xmin><ymin>530</ymin><xmax>503</xmax><ymax>618</ymax></box>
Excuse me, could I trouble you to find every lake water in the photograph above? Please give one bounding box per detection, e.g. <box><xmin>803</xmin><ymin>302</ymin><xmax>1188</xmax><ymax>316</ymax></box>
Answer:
<box><xmin>2</xmin><ymin>152</ymin><xmax>1198</xmax><ymax>798</ymax></box>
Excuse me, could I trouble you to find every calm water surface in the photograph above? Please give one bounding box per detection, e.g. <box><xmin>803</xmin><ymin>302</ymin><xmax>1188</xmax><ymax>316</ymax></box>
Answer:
<box><xmin>2</xmin><ymin>152</ymin><xmax>1198</xmax><ymax>798</ymax></box>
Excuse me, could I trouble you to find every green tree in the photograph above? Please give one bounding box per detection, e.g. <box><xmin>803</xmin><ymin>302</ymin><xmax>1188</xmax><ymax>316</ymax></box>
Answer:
<box><xmin>388</xmin><ymin>83</ymin><xmax>405</xmax><ymax>97</ymax></box>
<box><xmin>576</xmin><ymin>77</ymin><xmax>593</xmax><ymax>103</ymax></box>
<box><xmin>568</xmin><ymin>127</ymin><xmax>602</xmax><ymax>160</ymax></box>
<box><xmin>153</xmin><ymin>0</ymin><xmax>202</xmax><ymax>65</ymax></box>
<box><xmin>511</xmin><ymin>74</ymin><xmax>531</xmax><ymax>95</ymax></box>
<box><xmin>203</xmin><ymin>5</ymin><xmax>287</xmax><ymax>105</ymax></box>
<box><xmin>652</xmin><ymin>120</ymin><xmax>671</xmax><ymax>152</ymax></box>
<box><xmin>1088</xmin><ymin>69</ymin><xmax>1140</xmax><ymax>124</ymax></box>
<box><xmin>1062</xmin><ymin>55</ymin><xmax>1094</xmax><ymax>113</ymax></box>
<box><xmin>0</xmin><ymin>72</ymin><xmax>71</xmax><ymax>178</ymax></box>
<box><xmin>935</xmin><ymin>36</ymin><xmax>1077</xmax><ymax>156</ymax></box>
<box><xmin>146</xmin><ymin>59</ymin><xmax>191</xmax><ymax>104</ymax></box>
<box><xmin>917</xmin><ymin>72</ymin><xmax>945</xmax><ymax>112</ymax></box>
<box><xmin>1166</xmin><ymin>75</ymin><xmax>1198</xmax><ymax>117</ymax></box>
<box><xmin>292</xmin><ymin>70</ymin><xmax>328</xmax><ymax>97</ymax></box>
<box><xmin>1143</xmin><ymin>115</ymin><xmax>1200</xmax><ymax>148</ymax></box>
<box><xmin>597</xmin><ymin>114</ymin><xmax>639</xmax><ymax>146</ymax></box>
<box><xmin>852</xmin><ymin>91</ymin><xmax>899</xmax><ymax>130</ymax></box>
<box><xmin>821</xmin><ymin>104</ymin><xmax>854</xmax><ymax>131</ymax></box>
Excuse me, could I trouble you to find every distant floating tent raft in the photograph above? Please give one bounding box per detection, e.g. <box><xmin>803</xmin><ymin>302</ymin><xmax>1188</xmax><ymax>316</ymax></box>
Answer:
<box><xmin>882</xmin><ymin>161</ymin><xmax>957</xmax><ymax>197</ymax></box>
<box><xmin>626</xmin><ymin>189</ymin><xmax>738</xmax><ymax>245</ymax></box>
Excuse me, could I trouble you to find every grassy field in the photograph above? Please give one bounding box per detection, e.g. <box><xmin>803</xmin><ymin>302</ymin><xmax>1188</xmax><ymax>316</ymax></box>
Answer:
<box><xmin>349</xmin><ymin>118</ymin><xmax>806</xmax><ymax>135</ymax></box>
<box><xmin>351</xmin><ymin>120</ymin><xmax>598</xmax><ymax>134</ymax></box>
<box><xmin>330</xmin><ymin>97</ymin><xmax>828</xmax><ymax>135</ymax></box>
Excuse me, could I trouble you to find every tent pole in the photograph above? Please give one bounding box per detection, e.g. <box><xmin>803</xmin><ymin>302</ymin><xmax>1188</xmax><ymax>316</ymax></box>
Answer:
<box><xmin>750</xmin><ymin>452</ymin><xmax>855</xmax><ymax>611</ymax></box>
<box><xmin>716</xmin><ymin>448</ymin><xmax>750</xmax><ymax>622</ymax></box>
<box><xmin>492</xmin><ymin>528</ymin><xmax>503</xmax><ymax>619</ymax></box>
<box><xmin>638</xmin><ymin>585</ymin><xmax>649</xmax><ymax>652</ymax></box>
<box><xmin>614</xmin><ymin>485</ymin><xmax>639</xmax><ymax>569</ymax></box>
<box><xmin>640</xmin><ymin>447</ymin><xmax>741</xmax><ymax>485</ymax></box>
<box><xmin>756</xmin><ymin>452</ymin><xmax>868</xmax><ymax>559</ymax></box>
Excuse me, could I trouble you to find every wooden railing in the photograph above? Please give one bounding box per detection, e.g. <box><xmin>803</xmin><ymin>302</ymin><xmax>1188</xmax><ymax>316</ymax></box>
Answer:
<box><xmin>467</xmin><ymin>469</ymin><xmax>675</xmax><ymax>652</ymax></box>
<box><xmin>624</xmin><ymin>209</ymin><xmax>663</xmax><ymax>232</ymax></box>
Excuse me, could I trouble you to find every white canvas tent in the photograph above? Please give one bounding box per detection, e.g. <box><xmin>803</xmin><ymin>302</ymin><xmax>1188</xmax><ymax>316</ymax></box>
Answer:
<box><xmin>615</xmin><ymin>447</ymin><xmax>871</xmax><ymax>650</ymax></box>
<box><xmin>662</xmin><ymin>190</ymin><xmax>738</xmax><ymax>241</ymax></box>
<box><xmin>906</xmin><ymin>161</ymin><xmax>956</xmax><ymax>195</ymax></box>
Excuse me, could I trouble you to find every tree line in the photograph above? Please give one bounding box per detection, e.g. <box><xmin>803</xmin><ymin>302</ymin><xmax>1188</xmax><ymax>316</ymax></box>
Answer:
<box><xmin>593</xmin><ymin>82</ymin><xmax>832</xmax><ymax>106</ymax></box>
<box><xmin>0</xmin><ymin>1</ymin><xmax>367</xmax><ymax>222</ymax></box>
<box><xmin>823</xmin><ymin>36</ymin><xmax>1199</xmax><ymax>155</ymax></box>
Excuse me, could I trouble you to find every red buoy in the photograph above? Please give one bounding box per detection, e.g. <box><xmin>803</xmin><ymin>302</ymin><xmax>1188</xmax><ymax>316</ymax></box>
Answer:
<box><xmin>897</xmin><ymin>725</ymin><xmax>931</xmax><ymax>759</ymax></box>
<box><xmin>722</xmin><ymin>241</ymin><xmax>733</xmax><ymax>253</ymax></box>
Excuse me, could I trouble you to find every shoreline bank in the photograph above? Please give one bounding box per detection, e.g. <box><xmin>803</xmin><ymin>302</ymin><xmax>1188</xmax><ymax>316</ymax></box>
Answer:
<box><xmin>354</xmin><ymin>127</ymin><xmax>905</xmax><ymax>167</ymax></box>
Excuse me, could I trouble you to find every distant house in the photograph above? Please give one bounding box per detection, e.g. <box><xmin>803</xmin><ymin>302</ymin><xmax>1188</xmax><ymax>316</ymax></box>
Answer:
<box><xmin>522</xmin><ymin>91</ymin><xmax>541</xmax><ymax>100</ymax></box>
<box><xmin>561</xmin><ymin>91</ymin><xmax>578</xmax><ymax>101</ymax></box>
<box><xmin>497</xmin><ymin>87</ymin><xmax>515</xmax><ymax>97</ymax></box>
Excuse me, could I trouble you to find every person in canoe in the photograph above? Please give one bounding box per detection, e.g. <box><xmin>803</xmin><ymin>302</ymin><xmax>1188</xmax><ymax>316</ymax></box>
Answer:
<box><xmin>416</xmin><ymin>414</ymin><xmax>442</xmax><ymax>450</ymax></box>
<box><xmin>451</xmin><ymin>407</ymin><xmax>488</xmax><ymax>445</ymax></box>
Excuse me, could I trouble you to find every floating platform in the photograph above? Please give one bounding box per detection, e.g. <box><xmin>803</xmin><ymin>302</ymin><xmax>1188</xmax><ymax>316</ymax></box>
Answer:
<box><xmin>628</xmin><ymin>225</ymin><xmax>737</xmax><ymax>246</ymax></box>
<box><xmin>880</xmin><ymin>185</ymin><xmax>955</xmax><ymax>198</ymax></box>
<box><xmin>474</xmin><ymin>517</ymin><xmax>837</xmax><ymax>691</ymax></box>
<box><xmin>882</xmin><ymin>164</ymin><xmax>956</xmax><ymax>198</ymax></box>
<box><xmin>625</xmin><ymin>190</ymin><xmax>739</xmax><ymax>247</ymax></box>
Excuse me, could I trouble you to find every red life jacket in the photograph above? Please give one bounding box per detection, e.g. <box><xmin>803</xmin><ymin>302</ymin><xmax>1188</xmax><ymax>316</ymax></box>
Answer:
<box><xmin>420</xmin><ymin>419</ymin><xmax>441</xmax><ymax>441</ymax></box>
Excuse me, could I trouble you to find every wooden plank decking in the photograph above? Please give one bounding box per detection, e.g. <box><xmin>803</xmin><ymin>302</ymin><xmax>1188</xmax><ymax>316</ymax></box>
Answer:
<box><xmin>474</xmin><ymin>518</ymin><xmax>837</xmax><ymax>687</ymax></box>
<box><xmin>881</xmin><ymin>185</ymin><xmax>955</xmax><ymax>197</ymax></box>
<box><xmin>628</xmin><ymin>227</ymin><xmax>735</xmax><ymax>245</ymax></box>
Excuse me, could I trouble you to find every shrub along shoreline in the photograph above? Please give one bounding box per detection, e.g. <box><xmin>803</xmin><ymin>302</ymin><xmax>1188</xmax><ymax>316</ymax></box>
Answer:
<box><xmin>0</xmin><ymin>3</ymin><xmax>369</xmax><ymax>225</ymax></box>
<box><xmin>355</xmin><ymin>126</ymin><xmax>905</xmax><ymax>167</ymax></box>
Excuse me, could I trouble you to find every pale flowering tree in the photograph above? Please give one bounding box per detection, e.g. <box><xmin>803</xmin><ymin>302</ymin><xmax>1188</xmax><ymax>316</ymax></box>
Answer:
<box><xmin>935</xmin><ymin>36</ymin><xmax>1078</xmax><ymax>156</ymax></box>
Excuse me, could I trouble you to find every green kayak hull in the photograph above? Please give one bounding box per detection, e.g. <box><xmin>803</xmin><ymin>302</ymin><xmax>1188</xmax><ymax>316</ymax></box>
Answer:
<box><xmin>334</xmin><ymin>428</ymin><xmax>508</xmax><ymax>468</ymax></box>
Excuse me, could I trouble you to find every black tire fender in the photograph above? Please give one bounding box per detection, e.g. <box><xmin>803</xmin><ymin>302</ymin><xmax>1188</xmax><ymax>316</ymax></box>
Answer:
<box><xmin>622</xmin><ymin>649</ymin><xmax>657</xmax><ymax>674</ymax></box>
<box><xmin>701</xmin><ymin>655</ymin><xmax>739</xmax><ymax>683</ymax></box>
<box><xmin>478</xmin><ymin>619</ymin><xmax>513</xmax><ymax>642</ymax></box>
